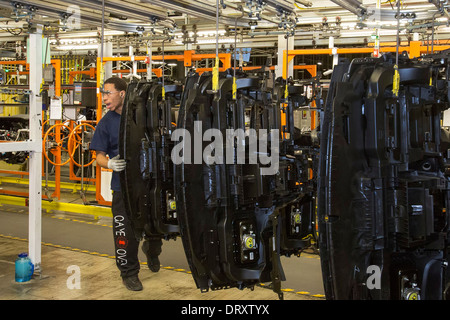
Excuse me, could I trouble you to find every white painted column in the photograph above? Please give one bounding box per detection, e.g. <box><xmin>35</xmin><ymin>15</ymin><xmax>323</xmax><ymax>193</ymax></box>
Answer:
<box><xmin>28</xmin><ymin>25</ymin><xmax>43</xmax><ymax>272</ymax></box>
<box><xmin>129</xmin><ymin>45</ymin><xmax>138</xmax><ymax>78</ymax></box>
<box><xmin>276</xmin><ymin>34</ymin><xmax>294</xmax><ymax>79</ymax></box>
<box><xmin>99</xmin><ymin>36</ymin><xmax>113</xmax><ymax>79</ymax></box>
<box><xmin>329</xmin><ymin>36</ymin><xmax>339</xmax><ymax>68</ymax></box>
<box><xmin>147</xmin><ymin>40</ymin><xmax>153</xmax><ymax>80</ymax></box>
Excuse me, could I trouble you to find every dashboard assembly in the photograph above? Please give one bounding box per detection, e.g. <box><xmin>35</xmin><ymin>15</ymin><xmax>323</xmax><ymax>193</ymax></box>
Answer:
<box><xmin>317</xmin><ymin>51</ymin><xmax>450</xmax><ymax>300</ymax></box>
<box><xmin>120</xmin><ymin>79</ymin><xmax>182</xmax><ymax>241</ymax></box>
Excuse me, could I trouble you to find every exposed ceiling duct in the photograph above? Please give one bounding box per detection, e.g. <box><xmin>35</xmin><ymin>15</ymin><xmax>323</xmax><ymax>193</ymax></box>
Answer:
<box><xmin>140</xmin><ymin>0</ymin><xmax>251</xmax><ymax>26</ymax></box>
<box><xmin>295</xmin><ymin>0</ymin><xmax>312</xmax><ymax>8</ymax></box>
<box><xmin>428</xmin><ymin>0</ymin><xmax>450</xmax><ymax>18</ymax></box>
<box><xmin>62</xmin><ymin>0</ymin><xmax>173</xmax><ymax>26</ymax></box>
<box><xmin>264</xmin><ymin>0</ymin><xmax>296</xmax><ymax>14</ymax></box>
<box><xmin>0</xmin><ymin>0</ymin><xmax>448</xmax><ymax>54</ymax></box>
<box><xmin>0</xmin><ymin>0</ymin><xmax>176</xmax><ymax>32</ymax></box>
<box><xmin>0</xmin><ymin>0</ymin><xmax>104</xmax><ymax>27</ymax></box>
<box><xmin>329</xmin><ymin>0</ymin><xmax>366</xmax><ymax>17</ymax></box>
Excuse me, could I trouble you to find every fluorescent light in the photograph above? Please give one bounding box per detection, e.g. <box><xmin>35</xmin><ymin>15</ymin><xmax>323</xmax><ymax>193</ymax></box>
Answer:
<box><xmin>55</xmin><ymin>44</ymin><xmax>99</xmax><ymax>51</ymax></box>
<box><xmin>340</xmin><ymin>30</ymin><xmax>373</xmax><ymax>38</ymax></box>
<box><xmin>340</xmin><ymin>22</ymin><xmax>357</xmax><ymax>29</ymax></box>
<box><xmin>366</xmin><ymin>21</ymin><xmax>408</xmax><ymax>28</ymax></box>
<box><xmin>197</xmin><ymin>30</ymin><xmax>226</xmax><ymax>37</ymax></box>
<box><xmin>174</xmin><ymin>30</ymin><xmax>226</xmax><ymax>38</ymax></box>
<box><xmin>340</xmin><ymin>28</ymin><xmax>408</xmax><ymax>38</ymax></box>
<box><xmin>52</xmin><ymin>30</ymin><xmax>125</xmax><ymax>39</ymax></box>
<box><xmin>50</xmin><ymin>38</ymin><xmax>98</xmax><ymax>45</ymax></box>
<box><xmin>175</xmin><ymin>37</ymin><xmax>238</xmax><ymax>45</ymax></box>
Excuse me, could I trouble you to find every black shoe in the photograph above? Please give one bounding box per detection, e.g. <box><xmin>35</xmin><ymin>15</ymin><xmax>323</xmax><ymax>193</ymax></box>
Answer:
<box><xmin>148</xmin><ymin>256</ymin><xmax>160</xmax><ymax>273</ymax></box>
<box><xmin>142</xmin><ymin>241</ymin><xmax>161</xmax><ymax>272</ymax></box>
<box><xmin>122</xmin><ymin>275</ymin><xmax>143</xmax><ymax>291</ymax></box>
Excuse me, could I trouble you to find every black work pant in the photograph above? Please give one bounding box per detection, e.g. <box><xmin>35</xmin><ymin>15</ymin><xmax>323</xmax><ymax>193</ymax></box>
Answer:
<box><xmin>112</xmin><ymin>191</ymin><xmax>163</xmax><ymax>278</ymax></box>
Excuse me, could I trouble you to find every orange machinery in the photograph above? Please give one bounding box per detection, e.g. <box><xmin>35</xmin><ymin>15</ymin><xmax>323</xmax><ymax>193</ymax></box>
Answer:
<box><xmin>0</xmin><ymin>59</ymin><xmax>97</xmax><ymax>200</ymax></box>
<box><xmin>0</xmin><ymin>59</ymin><xmax>65</xmax><ymax>199</ymax></box>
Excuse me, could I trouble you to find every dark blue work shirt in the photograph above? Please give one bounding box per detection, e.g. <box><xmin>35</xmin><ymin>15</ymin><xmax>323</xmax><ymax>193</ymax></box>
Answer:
<box><xmin>90</xmin><ymin>110</ymin><xmax>122</xmax><ymax>191</ymax></box>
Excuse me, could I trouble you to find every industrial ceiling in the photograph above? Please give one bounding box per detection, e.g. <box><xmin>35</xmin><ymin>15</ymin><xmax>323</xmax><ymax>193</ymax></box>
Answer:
<box><xmin>0</xmin><ymin>0</ymin><xmax>448</xmax><ymax>56</ymax></box>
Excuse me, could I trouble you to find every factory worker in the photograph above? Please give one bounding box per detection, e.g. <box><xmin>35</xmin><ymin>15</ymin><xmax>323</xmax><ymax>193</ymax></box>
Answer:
<box><xmin>90</xmin><ymin>76</ymin><xmax>162</xmax><ymax>291</ymax></box>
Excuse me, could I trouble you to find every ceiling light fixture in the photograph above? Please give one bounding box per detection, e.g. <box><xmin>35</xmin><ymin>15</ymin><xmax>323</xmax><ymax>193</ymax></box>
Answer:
<box><xmin>55</xmin><ymin>44</ymin><xmax>99</xmax><ymax>51</ymax></box>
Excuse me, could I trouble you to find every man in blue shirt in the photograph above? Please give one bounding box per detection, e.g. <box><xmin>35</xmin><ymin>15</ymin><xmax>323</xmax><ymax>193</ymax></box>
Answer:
<box><xmin>90</xmin><ymin>77</ymin><xmax>162</xmax><ymax>291</ymax></box>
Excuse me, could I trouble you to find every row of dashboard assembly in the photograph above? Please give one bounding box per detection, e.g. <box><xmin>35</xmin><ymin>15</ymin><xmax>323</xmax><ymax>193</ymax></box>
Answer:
<box><xmin>120</xmin><ymin>69</ymin><xmax>318</xmax><ymax>299</ymax></box>
<box><xmin>174</xmin><ymin>70</ymin><xmax>318</xmax><ymax>299</ymax></box>
<box><xmin>120</xmin><ymin>50</ymin><xmax>450</xmax><ymax>300</ymax></box>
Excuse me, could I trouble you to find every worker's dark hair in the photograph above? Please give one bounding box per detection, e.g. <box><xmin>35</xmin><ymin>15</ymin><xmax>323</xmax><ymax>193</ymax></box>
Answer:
<box><xmin>104</xmin><ymin>77</ymin><xmax>127</xmax><ymax>92</ymax></box>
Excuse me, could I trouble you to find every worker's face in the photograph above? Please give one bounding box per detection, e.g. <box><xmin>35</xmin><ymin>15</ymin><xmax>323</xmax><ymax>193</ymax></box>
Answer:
<box><xmin>102</xmin><ymin>83</ymin><xmax>125</xmax><ymax>114</ymax></box>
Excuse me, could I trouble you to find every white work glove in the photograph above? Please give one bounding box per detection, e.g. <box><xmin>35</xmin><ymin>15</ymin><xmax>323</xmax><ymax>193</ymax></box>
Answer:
<box><xmin>108</xmin><ymin>155</ymin><xmax>126</xmax><ymax>172</ymax></box>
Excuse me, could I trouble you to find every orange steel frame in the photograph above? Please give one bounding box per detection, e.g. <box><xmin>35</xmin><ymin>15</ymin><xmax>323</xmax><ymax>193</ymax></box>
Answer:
<box><xmin>7</xmin><ymin>43</ymin><xmax>445</xmax><ymax>203</ymax></box>
<box><xmin>282</xmin><ymin>41</ymin><xmax>450</xmax><ymax>131</ymax></box>
<box><xmin>283</xmin><ymin>41</ymin><xmax>450</xmax><ymax>75</ymax></box>
<box><xmin>67</xmin><ymin>121</ymin><xmax>97</xmax><ymax>184</ymax></box>
<box><xmin>69</xmin><ymin>67</ymin><xmax>163</xmax><ymax>84</ymax></box>
<box><xmin>243</xmin><ymin>65</ymin><xmax>318</xmax><ymax>138</ymax></box>
<box><xmin>0</xmin><ymin>59</ymin><xmax>63</xmax><ymax>199</ymax></box>
<box><xmin>96</xmin><ymin>51</ymin><xmax>232</xmax><ymax>121</ymax></box>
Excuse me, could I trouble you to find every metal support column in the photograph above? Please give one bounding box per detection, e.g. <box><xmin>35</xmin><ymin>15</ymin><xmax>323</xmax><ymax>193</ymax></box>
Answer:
<box><xmin>28</xmin><ymin>25</ymin><xmax>43</xmax><ymax>272</ymax></box>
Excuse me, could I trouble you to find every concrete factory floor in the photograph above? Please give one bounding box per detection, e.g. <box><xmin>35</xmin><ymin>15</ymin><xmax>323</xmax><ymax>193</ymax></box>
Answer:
<box><xmin>0</xmin><ymin>193</ymin><xmax>324</xmax><ymax>301</ymax></box>
<box><xmin>0</xmin><ymin>234</ymin><xmax>320</xmax><ymax>301</ymax></box>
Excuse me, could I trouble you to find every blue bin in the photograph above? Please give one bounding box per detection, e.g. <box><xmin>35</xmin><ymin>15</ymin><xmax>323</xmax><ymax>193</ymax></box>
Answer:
<box><xmin>15</xmin><ymin>253</ymin><xmax>34</xmax><ymax>282</ymax></box>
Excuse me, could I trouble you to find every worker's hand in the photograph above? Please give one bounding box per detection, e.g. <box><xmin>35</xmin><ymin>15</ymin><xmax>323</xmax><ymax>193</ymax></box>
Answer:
<box><xmin>108</xmin><ymin>155</ymin><xmax>126</xmax><ymax>172</ymax></box>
